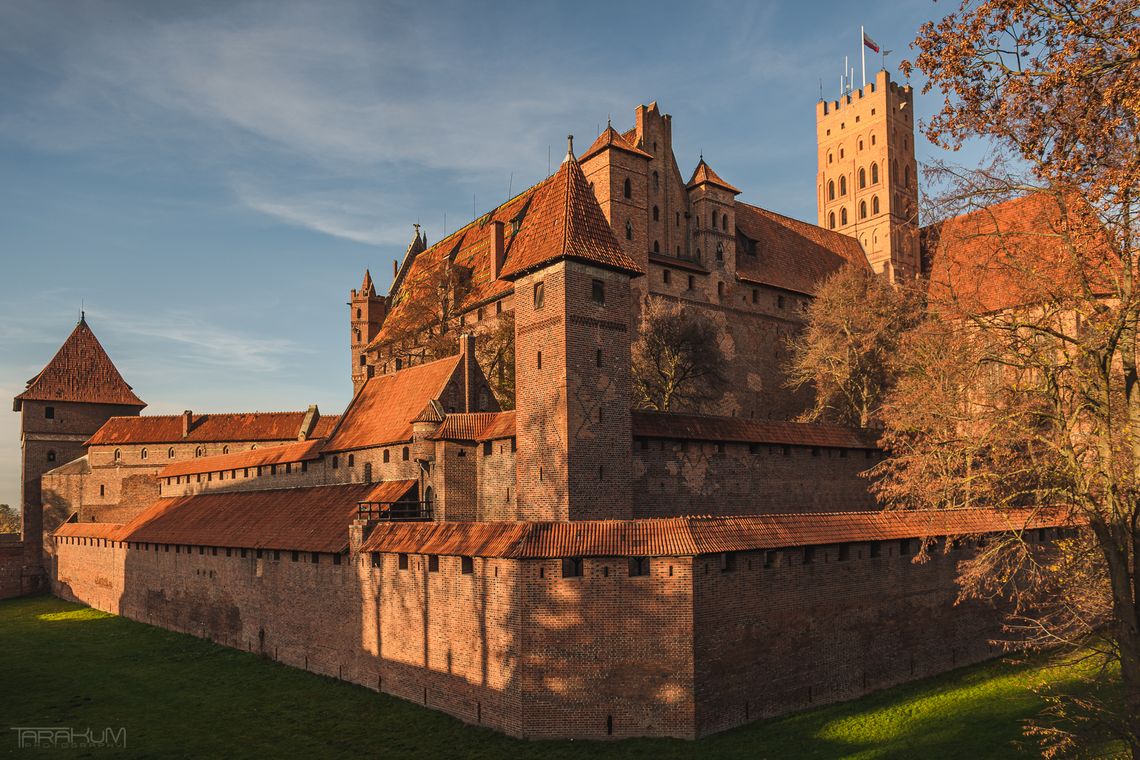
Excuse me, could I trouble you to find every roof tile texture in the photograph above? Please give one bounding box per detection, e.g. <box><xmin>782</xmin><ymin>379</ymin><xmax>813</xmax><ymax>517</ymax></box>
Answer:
<box><xmin>16</xmin><ymin>320</ymin><xmax>144</xmax><ymax>407</ymax></box>
<box><xmin>86</xmin><ymin>412</ymin><xmax>339</xmax><ymax>446</ymax></box>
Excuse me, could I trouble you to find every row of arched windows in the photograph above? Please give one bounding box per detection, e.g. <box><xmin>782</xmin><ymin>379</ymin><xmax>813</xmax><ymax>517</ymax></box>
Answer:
<box><xmin>825</xmin><ymin>132</ymin><xmax>877</xmax><ymax>165</ymax></box>
<box><xmin>828</xmin><ymin>162</ymin><xmax>881</xmax><ymax>201</ymax></box>
<box><xmin>827</xmin><ymin>195</ymin><xmax>881</xmax><ymax>229</ymax></box>
<box><xmin>112</xmin><ymin>444</ymin><xmax>255</xmax><ymax>463</ymax></box>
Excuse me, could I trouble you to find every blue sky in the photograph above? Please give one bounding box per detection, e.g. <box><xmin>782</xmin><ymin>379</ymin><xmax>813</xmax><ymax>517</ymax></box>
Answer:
<box><xmin>0</xmin><ymin>0</ymin><xmax>979</xmax><ymax>509</ymax></box>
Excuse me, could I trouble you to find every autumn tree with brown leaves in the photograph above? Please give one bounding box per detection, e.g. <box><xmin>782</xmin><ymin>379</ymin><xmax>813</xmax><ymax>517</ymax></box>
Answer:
<box><xmin>880</xmin><ymin>1</ymin><xmax>1140</xmax><ymax>755</ymax></box>
<box><xmin>632</xmin><ymin>297</ymin><xmax>728</xmax><ymax>412</ymax></box>
<box><xmin>373</xmin><ymin>258</ymin><xmax>472</xmax><ymax>368</ymax></box>
<box><xmin>787</xmin><ymin>265</ymin><xmax>924</xmax><ymax>428</ymax></box>
<box><xmin>476</xmin><ymin>310</ymin><xmax>515</xmax><ymax>410</ymax></box>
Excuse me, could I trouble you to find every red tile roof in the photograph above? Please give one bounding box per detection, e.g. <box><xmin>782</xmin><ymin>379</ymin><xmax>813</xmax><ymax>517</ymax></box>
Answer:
<box><xmin>15</xmin><ymin>318</ymin><xmax>145</xmax><ymax>409</ymax></box>
<box><xmin>686</xmin><ymin>159</ymin><xmax>740</xmax><ymax>194</ymax></box>
<box><xmin>159</xmin><ymin>439</ymin><xmax>324</xmax><ymax>478</ymax></box>
<box><xmin>430</xmin><ymin>411</ymin><xmax>515</xmax><ymax>441</ymax></box>
<box><xmin>55</xmin><ymin>520</ymin><xmax>125</xmax><ymax>540</ymax></box>
<box><xmin>631</xmin><ymin>410</ymin><xmax>876</xmax><ymax>449</ymax></box>
<box><xmin>579</xmin><ymin>125</ymin><xmax>653</xmax><ymax>162</ymax></box>
<box><xmin>86</xmin><ymin>411</ymin><xmax>339</xmax><ymax>446</ymax></box>
<box><xmin>109</xmin><ymin>482</ymin><xmax>412</xmax><ymax>553</ymax></box>
<box><xmin>360</xmin><ymin>508</ymin><xmax>1070</xmax><ymax>558</ymax></box>
<box><xmin>322</xmin><ymin>355</ymin><xmax>462</xmax><ymax>452</ymax></box>
<box><xmin>923</xmin><ymin>193</ymin><xmax>1111</xmax><ymax>313</ymax></box>
<box><xmin>734</xmin><ymin>202</ymin><xmax>869</xmax><ymax>295</ymax></box>
<box><xmin>499</xmin><ymin>151</ymin><xmax>644</xmax><ymax>279</ymax></box>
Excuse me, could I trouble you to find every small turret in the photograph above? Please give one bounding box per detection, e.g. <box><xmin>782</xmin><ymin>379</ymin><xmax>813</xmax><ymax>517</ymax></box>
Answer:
<box><xmin>350</xmin><ymin>269</ymin><xmax>388</xmax><ymax>392</ymax></box>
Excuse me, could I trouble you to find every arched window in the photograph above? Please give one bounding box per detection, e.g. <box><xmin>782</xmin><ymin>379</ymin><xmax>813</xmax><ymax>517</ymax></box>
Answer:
<box><xmin>871</xmin><ymin>133</ymin><xmax>876</xmax><ymax>146</ymax></box>
<box><xmin>892</xmin><ymin>159</ymin><xmax>900</xmax><ymax>183</ymax></box>
<box><xmin>839</xmin><ymin>176</ymin><xmax>847</xmax><ymax>196</ymax></box>
<box><xmin>402</xmin><ymin>447</ymin><xmax>410</xmax><ymax>461</ymax></box>
<box><xmin>167</xmin><ymin>447</ymin><xmax>174</xmax><ymax>459</ymax></box>
<box><xmin>722</xmin><ymin>215</ymin><xmax>728</xmax><ymax>231</ymax></box>
<box><xmin>141</xmin><ymin>448</ymin><xmax>148</xmax><ymax>460</ymax></box>
<box><xmin>828</xmin><ymin>212</ymin><xmax>836</xmax><ymax>229</ymax></box>
<box><xmin>47</xmin><ymin>450</ymin><xmax>56</xmax><ymax>463</ymax></box>
<box><xmin>114</xmin><ymin>449</ymin><xmax>122</xmax><ymax>462</ymax></box>
<box><xmin>383</xmin><ymin>450</ymin><xmax>390</xmax><ymax>463</ymax></box>
<box><xmin>839</xmin><ymin>147</ymin><xmax>845</xmax><ymax>159</ymax></box>
<box><xmin>652</xmin><ymin>171</ymin><xmax>659</xmax><ymax>190</ymax></box>
<box><xmin>858</xmin><ymin>139</ymin><xmax>864</xmax><ymax>151</ymax></box>
<box><xmin>859</xmin><ymin>200</ymin><xmax>867</xmax><ymax>219</ymax></box>
<box><xmin>858</xmin><ymin>168</ymin><xmax>866</xmax><ymax>188</ymax></box>
<box><xmin>716</xmin><ymin>241</ymin><xmax>724</xmax><ymax>260</ymax></box>
<box><xmin>871</xmin><ymin>162</ymin><xmax>879</xmax><ymax>184</ymax></box>
<box><xmin>424</xmin><ymin>486</ymin><xmax>434</xmax><ymax>513</ymax></box>
<box><xmin>828</xmin><ymin>152</ymin><xmax>833</xmax><ymax>164</ymax></box>
<box><xmin>653</xmin><ymin>240</ymin><xmax>660</xmax><ymax>253</ymax></box>
<box><xmin>828</xmin><ymin>180</ymin><xmax>835</xmax><ymax>200</ymax></box>
<box><xmin>711</xmin><ymin>210</ymin><xmax>718</xmax><ymax>228</ymax></box>
<box><xmin>872</xmin><ymin>195</ymin><xmax>880</xmax><ymax>214</ymax></box>
<box><xmin>652</xmin><ymin>205</ymin><xmax>659</xmax><ymax>222</ymax></box>
<box><xmin>840</xmin><ymin>207</ymin><xmax>848</xmax><ymax>225</ymax></box>
<box><xmin>194</xmin><ymin>447</ymin><xmax>202</xmax><ymax>458</ymax></box>
<box><xmin>625</xmin><ymin>220</ymin><xmax>633</xmax><ymax>241</ymax></box>
<box><xmin>222</xmin><ymin>445</ymin><xmax>229</xmax><ymax>454</ymax></box>
<box><xmin>623</xmin><ymin>178</ymin><xmax>631</xmax><ymax>199</ymax></box>
<box><xmin>348</xmin><ymin>454</ymin><xmax>355</xmax><ymax>467</ymax></box>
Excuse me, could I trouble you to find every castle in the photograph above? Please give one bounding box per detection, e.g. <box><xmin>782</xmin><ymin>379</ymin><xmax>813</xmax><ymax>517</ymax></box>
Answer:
<box><xmin>2</xmin><ymin>71</ymin><xmax>1066</xmax><ymax>739</ymax></box>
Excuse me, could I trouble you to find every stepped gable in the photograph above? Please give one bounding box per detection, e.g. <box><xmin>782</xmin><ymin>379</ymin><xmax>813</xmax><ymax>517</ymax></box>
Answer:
<box><xmin>923</xmin><ymin>192</ymin><xmax>1112</xmax><ymax>314</ymax></box>
<box><xmin>429</xmin><ymin>410</ymin><xmax>514</xmax><ymax>441</ymax></box>
<box><xmin>14</xmin><ymin>317</ymin><xmax>145</xmax><ymax>410</ymax></box>
<box><xmin>160</xmin><ymin>439</ymin><xmax>324</xmax><ymax>479</ymax></box>
<box><xmin>367</xmin><ymin>182</ymin><xmax>548</xmax><ymax>351</ymax></box>
<box><xmin>686</xmin><ymin>157</ymin><xmax>740</xmax><ymax>194</ymax></box>
<box><xmin>86</xmin><ymin>411</ymin><xmax>340</xmax><ymax>446</ymax></box>
<box><xmin>322</xmin><ymin>354</ymin><xmax>463</xmax><ymax>452</ymax></box>
<box><xmin>733</xmin><ymin>202</ymin><xmax>870</xmax><ymax>295</ymax></box>
<box><xmin>498</xmin><ymin>141</ymin><xmax>644</xmax><ymax>280</ymax></box>
<box><xmin>632</xmin><ymin>410</ymin><xmax>877</xmax><ymax>449</ymax></box>
<box><xmin>579</xmin><ymin>124</ymin><xmax>653</xmax><ymax>162</ymax></box>
<box><xmin>89</xmin><ymin>480</ymin><xmax>418</xmax><ymax>553</ymax></box>
<box><xmin>361</xmin><ymin>507</ymin><xmax>1070</xmax><ymax>559</ymax></box>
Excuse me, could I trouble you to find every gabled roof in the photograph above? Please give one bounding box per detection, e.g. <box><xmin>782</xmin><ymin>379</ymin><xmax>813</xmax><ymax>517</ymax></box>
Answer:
<box><xmin>14</xmin><ymin>318</ymin><xmax>145</xmax><ymax>410</ymax></box>
<box><xmin>631</xmin><ymin>410</ymin><xmax>876</xmax><ymax>449</ymax></box>
<box><xmin>360</xmin><ymin>508</ymin><xmax>1070</xmax><ymax>558</ymax></box>
<box><xmin>159</xmin><ymin>439</ymin><xmax>324</xmax><ymax>479</ymax></box>
<box><xmin>499</xmin><ymin>148</ymin><xmax>644</xmax><ymax>279</ymax></box>
<box><xmin>922</xmin><ymin>193</ymin><xmax>1111</xmax><ymax>313</ymax></box>
<box><xmin>686</xmin><ymin>158</ymin><xmax>740</xmax><ymax>194</ymax></box>
<box><xmin>579</xmin><ymin>124</ymin><xmax>653</xmax><ymax>162</ymax></box>
<box><xmin>733</xmin><ymin>202</ymin><xmax>869</xmax><ymax>295</ymax></box>
<box><xmin>322</xmin><ymin>354</ymin><xmax>463</xmax><ymax>452</ymax></box>
<box><xmin>429</xmin><ymin>410</ymin><xmax>514</xmax><ymax>441</ymax></box>
<box><xmin>86</xmin><ymin>412</ymin><xmax>339</xmax><ymax>446</ymax></box>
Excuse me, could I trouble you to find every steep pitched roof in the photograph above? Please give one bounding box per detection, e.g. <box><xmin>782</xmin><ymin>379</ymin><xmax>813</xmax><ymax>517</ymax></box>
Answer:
<box><xmin>579</xmin><ymin>124</ymin><xmax>653</xmax><ymax>162</ymax></box>
<box><xmin>499</xmin><ymin>147</ymin><xmax>644</xmax><ymax>279</ymax></box>
<box><xmin>733</xmin><ymin>202</ymin><xmax>869</xmax><ymax>295</ymax></box>
<box><xmin>922</xmin><ymin>193</ymin><xmax>1111</xmax><ymax>313</ymax></box>
<box><xmin>322</xmin><ymin>354</ymin><xmax>463</xmax><ymax>452</ymax></box>
<box><xmin>360</xmin><ymin>508</ymin><xmax>1070</xmax><ymax>558</ymax></box>
<box><xmin>86</xmin><ymin>412</ymin><xmax>339</xmax><ymax>446</ymax></box>
<box><xmin>631</xmin><ymin>411</ymin><xmax>876</xmax><ymax>449</ymax></box>
<box><xmin>686</xmin><ymin>158</ymin><xmax>740</xmax><ymax>194</ymax></box>
<box><xmin>14</xmin><ymin>318</ymin><xmax>145</xmax><ymax>410</ymax></box>
<box><xmin>429</xmin><ymin>411</ymin><xmax>514</xmax><ymax>441</ymax></box>
<box><xmin>360</xmin><ymin>269</ymin><xmax>375</xmax><ymax>295</ymax></box>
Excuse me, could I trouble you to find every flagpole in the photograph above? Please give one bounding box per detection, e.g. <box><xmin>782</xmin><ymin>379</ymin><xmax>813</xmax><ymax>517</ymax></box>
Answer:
<box><xmin>861</xmin><ymin>25</ymin><xmax>866</xmax><ymax>88</ymax></box>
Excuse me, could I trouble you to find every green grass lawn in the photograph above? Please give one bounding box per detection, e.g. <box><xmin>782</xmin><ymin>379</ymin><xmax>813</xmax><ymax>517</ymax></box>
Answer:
<box><xmin>0</xmin><ymin>595</ymin><xmax>1125</xmax><ymax>759</ymax></box>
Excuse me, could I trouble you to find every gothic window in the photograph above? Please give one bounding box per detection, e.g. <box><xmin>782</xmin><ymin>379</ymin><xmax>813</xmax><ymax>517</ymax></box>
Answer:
<box><xmin>675</xmin><ymin>211</ymin><xmax>680</xmax><ymax>227</ymax></box>
<box><xmin>858</xmin><ymin>167</ymin><xmax>866</xmax><ymax>189</ymax></box>
<box><xmin>839</xmin><ymin>147</ymin><xmax>845</xmax><ymax>159</ymax></box>
<box><xmin>141</xmin><ymin>448</ymin><xmax>148</xmax><ymax>460</ymax></box>
<box><xmin>871</xmin><ymin>133</ymin><xmax>877</xmax><ymax>145</ymax></box>
<box><xmin>872</xmin><ymin>195</ymin><xmax>880</xmax><ymax>214</ymax></box>
<box><xmin>167</xmin><ymin>447</ymin><xmax>174</xmax><ymax>459</ymax></box>
<box><xmin>860</xmin><ymin>201</ymin><xmax>867</xmax><ymax>219</ymax></box>
<box><xmin>716</xmin><ymin>241</ymin><xmax>724</xmax><ymax>260</ymax></box>
<box><xmin>839</xmin><ymin>175</ymin><xmax>847</xmax><ymax>196</ymax></box>
<box><xmin>195</xmin><ymin>447</ymin><xmax>203</xmax><ymax>458</ymax></box>
<box><xmin>871</xmin><ymin>162</ymin><xmax>879</xmax><ymax>184</ymax></box>
<box><xmin>828</xmin><ymin>180</ymin><xmax>835</xmax><ymax>200</ymax></box>
<box><xmin>653</xmin><ymin>240</ymin><xmax>660</xmax><ymax>253</ymax></box>
<box><xmin>562</xmin><ymin>557</ymin><xmax>583</xmax><ymax>578</ymax></box>
<box><xmin>533</xmin><ymin>281</ymin><xmax>544</xmax><ymax>309</ymax></box>
<box><xmin>629</xmin><ymin>556</ymin><xmax>649</xmax><ymax>576</ymax></box>
<box><xmin>712</xmin><ymin>210</ymin><xmax>718</xmax><ymax>228</ymax></box>
<box><xmin>858</xmin><ymin>139</ymin><xmax>864</xmax><ymax>151</ymax></box>
<box><xmin>625</xmin><ymin>220</ymin><xmax>633</xmax><ymax>240</ymax></box>
<box><xmin>652</xmin><ymin>205</ymin><xmax>659</xmax><ymax>222</ymax></box>
<box><xmin>353</xmin><ymin>329</ymin><xmax>361</xmax><ymax>342</ymax></box>
<box><xmin>840</xmin><ymin>207</ymin><xmax>848</xmax><ymax>225</ymax></box>
<box><xmin>623</xmin><ymin>178</ymin><xmax>631</xmax><ymax>199</ymax></box>
<box><xmin>828</xmin><ymin>212</ymin><xmax>836</xmax><ymax>229</ymax></box>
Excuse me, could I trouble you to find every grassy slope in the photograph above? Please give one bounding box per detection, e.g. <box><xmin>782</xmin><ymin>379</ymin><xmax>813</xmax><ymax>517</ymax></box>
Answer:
<box><xmin>0</xmin><ymin>595</ymin><xmax>1124</xmax><ymax>759</ymax></box>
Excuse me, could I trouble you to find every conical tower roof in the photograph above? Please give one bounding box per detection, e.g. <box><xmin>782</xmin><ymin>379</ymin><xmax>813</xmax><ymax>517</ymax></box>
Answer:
<box><xmin>14</xmin><ymin>317</ymin><xmax>145</xmax><ymax>410</ymax></box>
<box><xmin>686</xmin><ymin>157</ymin><xmax>741</xmax><ymax>194</ymax></box>
<box><xmin>499</xmin><ymin>137</ymin><xmax>644</xmax><ymax>280</ymax></box>
<box><xmin>360</xmin><ymin>269</ymin><xmax>375</xmax><ymax>295</ymax></box>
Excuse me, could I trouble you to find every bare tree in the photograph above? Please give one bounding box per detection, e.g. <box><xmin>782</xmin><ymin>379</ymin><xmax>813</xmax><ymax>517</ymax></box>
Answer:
<box><xmin>632</xmin><ymin>297</ymin><xmax>728</xmax><ymax>412</ymax></box>
<box><xmin>373</xmin><ymin>258</ymin><xmax>472</xmax><ymax>368</ymax></box>
<box><xmin>476</xmin><ymin>310</ymin><xmax>515</xmax><ymax>410</ymax></box>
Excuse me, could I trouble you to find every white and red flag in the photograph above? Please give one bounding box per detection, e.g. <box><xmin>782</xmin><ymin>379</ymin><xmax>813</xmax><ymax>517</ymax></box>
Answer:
<box><xmin>863</xmin><ymin>31</ymin><xmax>880</xmax><ymax>53</ymax></box>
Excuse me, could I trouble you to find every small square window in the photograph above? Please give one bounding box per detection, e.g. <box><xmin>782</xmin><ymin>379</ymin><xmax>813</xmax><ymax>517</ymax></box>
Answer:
<box><xmin>428</xmin><ymin>555</ymin><xmax>439</xmax><ymax>572</ymax></box>
<box><xmin>629</xmin><ymin>557</ymin><xmax>650</xmax><ymax>577</ymax></box>
<box><xmin>561</xmin><ymin>557</ymin><xmax>583</xmax><ymax>578</ymax></box>
<box><xmin>461</xmin><ymin>556</ymin><xmax>474</xmax><ymax>574</ymax></box>
<box><xmin>44</xmin><ymin>406</ymin><xmax>55</xmax><ymax>419</ymax></box>
<box><xmin>371</xmin><ymin>553</ymin><xmax>380</xmax><ymax>568</ymax></box>
<box><xmin>663</xmin><ymin>269</ymin><xmax>671</xmax><ymax>284</ymax></box>
<box><xmin>591</xmin><ymin>279</ymin><xmax>605</xmax><ymax>304</ymax></box>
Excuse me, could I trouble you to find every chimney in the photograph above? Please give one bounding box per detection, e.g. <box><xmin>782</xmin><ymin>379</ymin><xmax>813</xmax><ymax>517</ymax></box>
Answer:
<box><xmin>298</xmin><ymin>404</ymin><xmax>320</xmax><ymax>441</ymax></box>
<box><xmin>490</xmin><ymin>220</ymin><xmax>506</xmax><ymax>279</ymax></box>
<box><xmin>181</xmin><ymin>410</ymin><xmax>193</xmax><ymax>438</ymax></box>
<box><xmin>460</xmin><ymin>333</ymin><xmax>477</xmax><ymax>412</ymax></box>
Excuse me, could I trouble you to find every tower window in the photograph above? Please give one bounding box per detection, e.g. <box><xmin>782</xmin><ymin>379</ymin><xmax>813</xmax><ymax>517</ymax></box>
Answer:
<box><xmin>716</xmin><ymin>242</ymin><xmax>724</xmax><ymax>260</ymax></box>
<box><xmin>663</xmin><ymin>269</ymin><xmax>671</xmax><ymax>285</ymax></box>
<box><xmin>533</xmin><ymin>281</ymin><xmax>545</xmax><ymax>309</ymax></box>
<box><xmin>711</xmin><ymin>210</ymin><xmax>718</xmax><ymax>228</ymax></box>
<box><xmin>359</xmin><ymin>354</ymin><xmax>367</xmax><ymax>366</ymax></box>
<box><xmin>596</xmin><ymin>348</ymin><xmax>603</xmax><ymax>367</ymax></box>
<box><xmin>872</xmin><ymin>163</ymin><xmax>879</xmax><ymax>184</ymax></box>
<box><xmin>828</xmin><ymin>212</ymin><xmax>836</xmax><ymax>229</ymax></box>
<box><xmin>839</xmin><ymin>176</ymin><xmax>847</xmax><ymax>196</ymax></box>
<box><xmin>537</xmin><ymin>351</ymin><xmax>542</xmax><ymax>369</ymax></box>
<box><xmin>402</xmin><ymin>447</ymin><xmax>409</xmax><ymax>461</ymax></box>
<box><xmin>47</xmin><ymin>450</ymin><xmax>56</xmax><ymax>463</ymax></box>
<box><xmin>44</xmin><ymin>406</ymin><xmax>54</xmax><ymax>419</ymax></box>
<box><xmin>860</xmin><ymin>201</ymin><xmax>867</xmax><ymax>219</ymax></box>
<box><xmin>828</xmin><ymin>152</ymin><xmax>833</xmax><ymax>164</ymax></box>
<box><xmin>167</xmin><ymin>447</ymin><xmax>174</xmax><ymax>459</ymax></box>
<box><xmin>591</xmin><ymin>280</ymin><xmax>605</xmax><ymax>304</ymax></box>
<box><xmin>356</xmin><ymin>308</ymin><xmax>361</xmax><ymax>319</ymax></box>
<box><xmin>675</xmin><ymin>212</ymin><xmax>680</xmax><ymax>227</ymax></box>
<box><xmin>871</xmin><ymin>133</ymin><xmax>877</xmax><ymax>145</ymax></box>
<box><xmin>858</xmin><ymin>167</ymin><xmax>866</xmax><ymax>189</ymax></box>
<box><xmin>858</xmin><ymin>139</ymin><xmax>864</xmax><ymax>151</ymax></box>
<box><xmin>653</xmin><ymin>205</ymin><xmax>659</xmax><ymax>221</ymax></box>
<box><xmin>623</xmin><ymin>178</ymin><xmax>631</xmax><ymax>199</ymax></box>
<box><xmin>625</xmin><ymin>220</ymin><xmax>633</xmax><ymax>240</ymax></box>
<box><xmin>141</xmin><ymin>448</ymin><xmax>148</xmax><ymax>460</ymax></box>
<box><xmin>722</xmin><ymin>215</ymin><xmax>727</xmax><ymax>231</ymax></box>
<box><xmin>828</xmin><ymin>181</ymin><xmax>835</xmax><ymax>201</ymax></box>
<box><xmin>841</xmin><ymin>207</ymin><xmax>848</xmax><ymax>225</ymax></box>
<box><xmin>872</xmin><ymin>196</ymin><xmax>880</xmax><ymax>215</ymax></box>
<box><xmin>653</xmin><ymin>240</ymin><xmax>660</xmax><ymax>253</ymax></box>
<box><xmin>652</xmin><ymin>171</ymin><xmax>659</xmax><ymax>190</ymax></box>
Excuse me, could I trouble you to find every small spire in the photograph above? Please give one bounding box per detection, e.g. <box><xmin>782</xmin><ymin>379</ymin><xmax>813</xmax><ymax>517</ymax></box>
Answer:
<box><xmin>413</xmin><ymin>222</ymin><xmax>421</xmax><ymax>240</ymax></box>
<box><xmin>562</xmin><ymin>134</ymin><xmax>575</xmax><ymax>164</ymax></box>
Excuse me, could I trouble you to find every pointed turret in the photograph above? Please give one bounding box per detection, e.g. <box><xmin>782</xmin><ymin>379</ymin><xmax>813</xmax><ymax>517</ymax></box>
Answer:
<box><xmin>686</xmin><ymin>156</ymin><xmax>741</xmax><ymax>194</ymax></box>
<box><xmin>579</xmin><ymin>122</ymin><xmax>653</xmax><ymax>163</ymax></box>
<box><xmin>360</xmin><ymin>269</ymin><xmax>376</xmax><ymax>297</ymax></box>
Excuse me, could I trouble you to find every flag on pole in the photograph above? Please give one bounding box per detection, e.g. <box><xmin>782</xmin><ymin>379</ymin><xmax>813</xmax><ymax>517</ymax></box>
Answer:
<box><xmin>863</xmin><ymin>31</ymin><xmax>880</xmax><ymax>53</ymax></box>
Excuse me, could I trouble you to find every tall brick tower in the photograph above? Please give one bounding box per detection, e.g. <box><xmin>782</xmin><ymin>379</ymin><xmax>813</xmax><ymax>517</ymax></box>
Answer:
<box><xmin>501</xmin><ymin>137</ymin><xmax>644</xmax><ymax>522</ymax></box>
<box><xmin>12</xmin><ymin>315</ymin><xmax>145</xmax><ymax>590</ymax></box>
<box><xmin>687</xmin><ymin>157</ymin><xmax>741</xmax><ymax>303</ymax></box>
<box><xmin>350</xmin><ymin>269</ymin><xmax>387</xmax><ymax>391</ymax></box>
<box><xmin>817</xmin><ymin>69</ymin><xmax>919</xmax><ymax>281</ymax></box>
